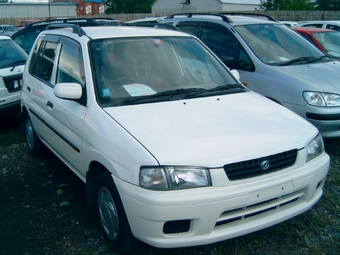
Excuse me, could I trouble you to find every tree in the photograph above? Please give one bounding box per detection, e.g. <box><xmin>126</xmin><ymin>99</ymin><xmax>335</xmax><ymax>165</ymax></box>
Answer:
<box><xmin>106</xmin><ymin>0</ymin><xmax>154</xmax><ymax>14</ymax></box>
<box><xmin>259</xmin><ymin>0</ymin><xmax>314</xmax><ymax>10</ymax></box>
<box><xmin>315</xmin><ymin>0</ymin><xmax>340</xmax><ymax>10</ymax></box>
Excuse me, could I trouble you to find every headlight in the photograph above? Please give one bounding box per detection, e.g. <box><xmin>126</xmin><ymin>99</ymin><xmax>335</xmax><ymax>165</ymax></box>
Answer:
<box><xmin>306</xmin><ymin>134</ymin><xmax>324</xmax><ymax>162</ymax></box>
<box><xmin>303</xmin><ymin>91</ymin><xmax>340</xmax><ymax>106</ymax></box>
<box><xmin>140</xmin><ymin>166</ymin><xmax>212</xmax><ymax>190</ymax></box>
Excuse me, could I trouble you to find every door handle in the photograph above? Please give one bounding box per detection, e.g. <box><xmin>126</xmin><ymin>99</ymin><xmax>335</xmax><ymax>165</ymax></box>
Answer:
<box><xmin>47</xmin><ymin>101</ymin><xmax>53</xmax><ymax>108</ymax></box>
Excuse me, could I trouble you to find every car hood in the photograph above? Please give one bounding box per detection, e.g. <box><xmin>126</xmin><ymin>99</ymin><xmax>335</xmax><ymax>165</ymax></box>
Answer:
<box><xmin>271</xmin><ymin>60</ymin><xmax>340</xmax><ymax>92</ymax></box>
<box><xmin>104</xmin><ymin>92</ymin><xmax>317</xmax><ymax>167</ymax></box>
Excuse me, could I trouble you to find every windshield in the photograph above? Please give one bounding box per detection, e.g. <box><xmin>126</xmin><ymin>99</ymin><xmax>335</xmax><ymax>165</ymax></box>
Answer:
<box><xmin>0</xmin><ymin>39</ymin><xmax>27</xmax><ymax>69</ymax></box>
<box><xmin>235</xmin><ymin>24</ymin><xmax>326</xmax><ymax>65</ymax></box>
<box><xmin>90</xmin><ymin>37</ymin><xmax>244</xmax><ymax>106</ymax></box>
<box><xmin>3</xmin><ymin>26</ymin><xmax>16</xmax><ymax>32</ymax></box>
<box><xmin>313</xmin><ymin>31</ymin><xmax>340</xmax><ymax>58</ymax></box>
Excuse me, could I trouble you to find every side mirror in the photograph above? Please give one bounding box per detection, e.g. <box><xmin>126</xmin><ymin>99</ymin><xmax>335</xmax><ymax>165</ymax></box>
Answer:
<box><xmin>230</xmin><ymin>69</ymin><xmax>240</xmax><ymax>81</ymax></box>
<box><xmin>54</xmin><ymin>83</ymin><xmax>82</xmax><ymax>99</ymax></box>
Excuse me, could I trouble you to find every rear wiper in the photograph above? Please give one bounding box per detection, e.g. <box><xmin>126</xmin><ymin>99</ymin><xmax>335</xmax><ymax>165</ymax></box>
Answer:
<box><xmin>280</xmin><ymin>57</ymin><xmax>314</xmax><ymax>66</ymax></box>
<box><xmin>10</xmin><ymin>59</ymin><xmax>26</xmax><ymax>71</ymax></box>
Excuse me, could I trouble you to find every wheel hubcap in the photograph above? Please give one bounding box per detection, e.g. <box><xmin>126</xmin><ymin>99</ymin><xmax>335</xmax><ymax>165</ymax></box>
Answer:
<box><xmin>26</xmin><ymin>118</ymin><xmax>34</xmax><ymax>150</ymax></box>
<box><xmin>98</xmin><ymin>187</ymin><xmax>119</xmax><ymax>241</ymax></box>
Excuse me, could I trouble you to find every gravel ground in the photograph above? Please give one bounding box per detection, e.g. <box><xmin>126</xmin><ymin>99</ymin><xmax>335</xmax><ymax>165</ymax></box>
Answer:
<box><xmin>0</xmin><ymin>122</ymin><xmax>339</xmax><ymax>255</ymax></box>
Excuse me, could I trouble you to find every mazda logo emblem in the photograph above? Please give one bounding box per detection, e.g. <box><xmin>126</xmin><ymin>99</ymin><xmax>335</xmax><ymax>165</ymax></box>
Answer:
<box><xmin>260</xmin><ymin>160</ymin><xmax>270</xmax><ymax>171</ymax></box>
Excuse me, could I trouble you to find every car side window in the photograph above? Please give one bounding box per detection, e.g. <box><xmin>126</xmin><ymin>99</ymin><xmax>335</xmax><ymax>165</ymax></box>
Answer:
<box><xmin>200</xmin><ymin>22</ymin><xmax>254</xmax><ymax>71</ymax></box>
<box><xmin>303</xmin><ymin>24</ymin><xmax>322</xmax><ymax>28</ymax></box>
<box><xmin>326</xmin><ymin>24</ymin><xmax>340</xmax><ymax>31</ymax></box>
<box><xmin>299</xmin><ymin>34</ymin><xmax>315</xmax><ymax>45</ymax></box>
<box><xmin>12</xmin><ymin>27</ymin><xmax>44</xmax><ymax>54</ymax></box>
<box><xmin>176</xmin><ymin>21</ymin><xmax>201</xmax><ymax>37</ymax></box>
<box><xmin>31</xmin><ymin>40</ymin><xmax>58</xmax><ymax>82</ymax></box>
<box><xmin>56</xmin><ymin>38</ymin><xmax>85</xmax><ymax>86</ymax></box>
<box><xmin>239</xmin><ymin>48</ymin><xmax>255</xmax><ymax>71</ymax></box>
<box><xmin>200</xmin><ymin>22</ymin><xmax>240</xmax><ymax>69</ymax></box>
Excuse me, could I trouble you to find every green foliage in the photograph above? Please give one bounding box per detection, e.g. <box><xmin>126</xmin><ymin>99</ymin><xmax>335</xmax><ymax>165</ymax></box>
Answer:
<box><xmin>259</xmin><ymin>0</ymin><xmax>314</xmax><ymax>10</ymax></box>
<box><xmin>105</xmin><ymin>0</ymin><xmax>154</xmax><ymax>14</ymax></box>
<box><xmin>315</xmin><ymin>0</ymin><xmax>340</xmax><ymax>10</ymax></box>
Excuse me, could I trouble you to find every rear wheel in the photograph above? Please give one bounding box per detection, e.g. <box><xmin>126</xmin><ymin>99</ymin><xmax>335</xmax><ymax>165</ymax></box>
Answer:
<box><xmin>25</xmin><ymin>115</ymin><xmax>46</xmax><ymax>157</ymax></box>
<box><xmin>96</xmin><ymin>172</ymin><xmax>140</xmax><ymax>253</ymax></box>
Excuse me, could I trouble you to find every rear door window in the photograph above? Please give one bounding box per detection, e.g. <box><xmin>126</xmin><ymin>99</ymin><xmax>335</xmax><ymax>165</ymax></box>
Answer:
<box><xmin>30</xmin><ymin>36</ymin><xmax>58</xmax><ymax>83</ymax></box>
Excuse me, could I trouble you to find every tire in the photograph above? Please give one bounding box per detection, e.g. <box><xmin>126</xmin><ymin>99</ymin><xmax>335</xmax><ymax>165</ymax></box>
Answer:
<box><xmin>96</xmin><ymin>172</ymin><xmax>140</xmax><ymax>253</ymax></box>
<box><xmin>25</xmin><ymin>114</ymin><xmax>46</xmax><ymax>157</ymax></box>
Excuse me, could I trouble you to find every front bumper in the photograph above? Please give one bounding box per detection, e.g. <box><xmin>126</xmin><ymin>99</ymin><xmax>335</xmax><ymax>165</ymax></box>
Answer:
<box><xmin>113</xmin><ymin>153</ymin><xmax>329</xmax><ymax>248</ymax></box>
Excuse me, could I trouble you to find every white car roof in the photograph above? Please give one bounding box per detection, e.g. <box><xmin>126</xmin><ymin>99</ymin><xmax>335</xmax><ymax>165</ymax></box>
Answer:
<box><xmin>161</xmin><ymin>14</ymin><xmax>278</xmax><ymax>27</ymax></box>
<box><xmin>41</xmin><ymin>26</ymin><xmax>191</xmax><ymax>40</ymax></box>
<box><xmin>298</xmin><ymin>20</ymin><xmax>340</xmax><ymax>25</ymax></box>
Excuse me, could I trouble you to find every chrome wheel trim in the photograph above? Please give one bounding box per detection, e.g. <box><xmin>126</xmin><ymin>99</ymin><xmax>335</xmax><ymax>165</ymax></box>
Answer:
<box><xmin>98</xmin><ymin>186</ymin><xmax>119</xmax><ymax>241</ymax></box>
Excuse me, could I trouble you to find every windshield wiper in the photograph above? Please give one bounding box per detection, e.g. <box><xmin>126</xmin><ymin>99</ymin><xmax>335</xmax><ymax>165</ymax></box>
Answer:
<box><xmin>280</xmin><ymin>57</ymin><xmax>315</xmax><ymax>66</ymax></box>
<box><xmin>184</xmin><ymin>84</ymin><xmax>243</xmax><ymax>98</ymax></box>
<box><xmin>10</xmin><ymin>60</ymin><xmax>26</xmax><ymax>71</ymax></box>
<box><xmin>118</xmin><ymin>85</ymin><xmax>244</xmax><ymax>106</ymax></box>
<box><xmin>306</xmin><ymin>55</ymin><xmax>331</xmax><ymax>63</ymax></box>
<box><xmin>119</xmin><ymin>88</ymin><xmax>205</xmax><ymax>105</ymax></box>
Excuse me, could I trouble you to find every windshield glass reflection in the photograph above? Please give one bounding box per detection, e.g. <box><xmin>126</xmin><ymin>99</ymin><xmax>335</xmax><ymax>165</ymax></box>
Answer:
<box><xmin>235</xmin><ymin>24</ymin><xmax>325</xmax><ymax>65</ymax></box>
<box><xmin>90</xmin><ymin>37</ymin><xmax>243</xmax><ymax>106</ymax></box>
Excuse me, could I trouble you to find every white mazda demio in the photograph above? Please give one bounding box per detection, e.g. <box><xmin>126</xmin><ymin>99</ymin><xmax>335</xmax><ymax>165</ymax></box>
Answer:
<box><xmin>21</xmin><ymin>25</ymin><xmax>329</xmax><ymax>253</ymax></box>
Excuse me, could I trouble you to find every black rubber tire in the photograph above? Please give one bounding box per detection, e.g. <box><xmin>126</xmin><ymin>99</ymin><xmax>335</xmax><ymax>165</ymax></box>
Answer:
<box><xmin>24</xmin><ymin>114</ymin><xmax>46</xmax><ymax>157</ymax></box>
<box><xmin>96</xmin><ymin>172</ymin><xmax>141</xmax><ymax>253</ymax></box>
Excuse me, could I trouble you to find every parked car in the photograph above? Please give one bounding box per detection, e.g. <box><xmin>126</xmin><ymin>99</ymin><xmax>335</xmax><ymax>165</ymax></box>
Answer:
<box><xmin>122</xmin><ymin>16</ymin><xmax>166</xmax><ymax>27</ymax></box>
<box><xmin>0</xmin><ymin>24</ymin><xmax>17</xmax><ymax>37</ymax></box>
<box><xmin>11</xmin><ymin>18</ymin><xmax>99</xmax><ymax>54</ymax></box>
<box><xmin>17</xmin><ymin>19</ymin><xmax>40</xmax><ymax>28</ymax></box>
<box><xmin>21</xmin><ymin>24</ymin><xmax>329</xmax><ymax>252</ymax></box>
<box><xmin>0</xmin><ymin>36</ymin><xmax>27</xmax><ymax>117</ymax></box>
<box><xmin>292</xmin><ymin>26</ymin><xmax>340</xmax><ymax>59</ymax></box>
<box><xmin>280</xmin><ymin>21</ymin><xmax>298</xmax><ymax>27</ymax></box>
<box><xmin>157</xmin><ymin>13</ymin><xmax>340</xmax><ymax>138</ymax></box>
<box><xmin>95</xmin><ymin>18</ymin><xmax>122</xmax><ymax>26</ymax></box>
<box><xmin>297</xmin><ymin>20</ymin><xmax>340</xmax><ymax>31</ymax></box>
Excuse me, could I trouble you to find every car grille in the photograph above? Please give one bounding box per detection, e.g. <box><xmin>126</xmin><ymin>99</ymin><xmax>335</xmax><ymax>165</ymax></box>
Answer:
<box><xmin>215</xmin><ymin>189</ymin><xmax>303</xmax><ymax>227</ymax></box>
<box><xmin>224</xmin><ymin>149</ymin><xmax>298</xmax><ymax>181</ymax></box>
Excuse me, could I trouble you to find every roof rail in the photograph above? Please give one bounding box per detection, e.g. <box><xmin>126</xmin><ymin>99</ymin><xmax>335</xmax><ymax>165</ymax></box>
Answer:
<box><xmin>165</xmin><ymin>13</ymin><xmax>232</xmax><ymax>23</ymax></box>
<box><xmin>25</xmin><ymin>18</ymin><xmax>99</xmax><ymax>28</ymax></box>
<box><xmin>220</xmin><ymin>12</ymin><xmax>278</xmax><ymax>22</ymax></box>
<box><xmin>45</xmin><ymin>23</ymin><xmax>86</xmax><ymax>35</ymax></box>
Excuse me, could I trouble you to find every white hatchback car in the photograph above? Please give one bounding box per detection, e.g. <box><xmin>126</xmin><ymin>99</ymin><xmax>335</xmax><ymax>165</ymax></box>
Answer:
<box><xmin>21</xmin><ymin>25</ymin><xmax>329</xmax><ymax>252</ymax></box>
<box><xmin>0</xmin><ymin>35</ymin><xmax>27</xmax><ymax>117</ymax></box>
<box><xmin>297</xmin><ymin>20</ymin><xmax>340</xmax><ymax>31</ymax></box>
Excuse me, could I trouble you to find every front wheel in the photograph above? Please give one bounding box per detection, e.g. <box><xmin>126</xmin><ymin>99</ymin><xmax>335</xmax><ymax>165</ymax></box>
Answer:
<box><xmin>96</xmin><ymin>172</ymin><xmax>140</xmax><ymax>253</ymax></box>
<box><xmin>25</xmin><ymin>114</ymin><xmax>46</xmax><ymax>157</ymax></box>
